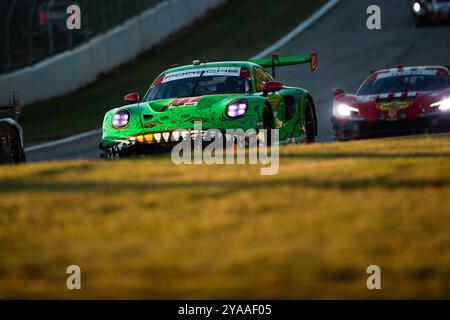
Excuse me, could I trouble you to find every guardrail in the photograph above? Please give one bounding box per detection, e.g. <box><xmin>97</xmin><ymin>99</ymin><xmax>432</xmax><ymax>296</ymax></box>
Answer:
<box><xmin>0</xmin><ymin>0</ymin><xmax>167</xmax><ymax>74</ymax></box>
<box><xmin>0</xmin><ymin>0</ymin><xmax>226</xmax><ymax>106</ymax></box>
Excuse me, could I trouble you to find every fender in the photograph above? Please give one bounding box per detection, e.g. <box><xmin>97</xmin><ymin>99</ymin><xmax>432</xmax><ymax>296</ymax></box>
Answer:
<box><xmin>306</xmin><ymin>94</ymin><xmax>318</xmax><ymax>136</ymax></box>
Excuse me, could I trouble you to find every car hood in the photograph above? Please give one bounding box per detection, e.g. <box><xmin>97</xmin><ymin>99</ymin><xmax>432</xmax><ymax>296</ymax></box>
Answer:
<box><xmin>137</xmin><ymin>94</ymin><xmax>247</xmax><ymax>131</ymax></box>
<box><xmin>144</xmin><ymin>94</ymin><xmax>244</xmax><ymax>111</ymax></box>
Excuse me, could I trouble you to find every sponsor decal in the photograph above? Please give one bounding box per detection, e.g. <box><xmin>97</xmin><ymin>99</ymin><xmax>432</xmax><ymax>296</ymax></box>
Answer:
<box><xmin>388</xmin><ymin>110</ymin><xmax>398</xmax><ymax>119</ymax></box>
<box><xmin>162</xmin><ymin>67</ymin><xmax>242</xmax><ymax>83</ymax></box>
<box><xmin>171</xmin><ymin>97</ymin><xmax>201</xmax><ymax>107</ymax></box>
<box><xmin>377</xmin><ymin>101</ymin><xmax>410</xmax><ymax>111</ymax></box>
<box><xmin>377</xmin><ymin>69</ymin><xmax>437</xmax><ymax>79</ymax></box>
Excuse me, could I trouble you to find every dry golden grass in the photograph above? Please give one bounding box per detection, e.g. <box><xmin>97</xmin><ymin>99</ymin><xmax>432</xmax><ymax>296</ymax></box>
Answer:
<box><xmin>1</xmin><ymin>133</ymin><xmax>450</xmax><ymax>299</ymax></box>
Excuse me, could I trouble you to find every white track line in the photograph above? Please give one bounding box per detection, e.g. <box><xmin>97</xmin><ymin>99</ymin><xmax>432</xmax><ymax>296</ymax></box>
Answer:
<box><xmin>25</xmin><ymin>129</ymin><xmax>102</xmax><ymax>152</ymax></box>
<box><xmin>26</xmin><ymin>0</ymin><xmax>340</xmax><ymax>154</ymax></box>
<box><xmin>251</xmin><ymin>0</ymin><xmax>341</xmax><ymax>59</ymax></box>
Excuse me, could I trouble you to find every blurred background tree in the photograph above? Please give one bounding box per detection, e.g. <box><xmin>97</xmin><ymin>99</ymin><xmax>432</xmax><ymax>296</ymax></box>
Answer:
<box><xmin>0</xmin><ymin>0</ymin><xmax>163</xmax><ymax>74</ymax></box>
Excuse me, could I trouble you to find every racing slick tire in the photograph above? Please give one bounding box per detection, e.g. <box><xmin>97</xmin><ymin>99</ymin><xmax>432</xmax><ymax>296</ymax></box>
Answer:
<box><xmin>0</xmin><ymin>127</ymin><xmax>26</xmax><ymax>164</ymax></box>
<box><xmin>305</xmin><ymin>98</ymin><xmax>316</xmax><ymax>144</ymax></box>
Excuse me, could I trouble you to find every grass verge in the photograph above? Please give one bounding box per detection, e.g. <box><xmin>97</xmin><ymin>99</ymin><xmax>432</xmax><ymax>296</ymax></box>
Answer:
<box><xmin>20</xmin><ymin>0</ymin><xmax>326</xmax><ymax>143</ymax></box>
<box><xmin>1</xmin><ymin>133</ymin><xmax>450</xmax><ymax>298</ymax></box>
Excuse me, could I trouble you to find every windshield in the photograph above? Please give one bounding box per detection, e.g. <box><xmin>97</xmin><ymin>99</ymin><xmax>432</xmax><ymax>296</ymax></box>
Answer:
<box><xmin>358</xmin><ymin>71</ymin><xmax>450</xmax><ymax>95</ymax></box>
<box><xmin>144</xmin><ymin>67</ymin><xmax>252</xmax><ymax>102</ymax></box>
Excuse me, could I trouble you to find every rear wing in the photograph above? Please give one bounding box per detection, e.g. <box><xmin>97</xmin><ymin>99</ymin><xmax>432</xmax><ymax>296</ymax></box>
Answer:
<box><xmin>0</xmin><ymin>90</ymin><xmax>21</xmax><ymax>122</ymax></box>
<box><xmin>250</xmin><ymin>52</ymin><xmax>318</xmax><ymax>78</ymax></box>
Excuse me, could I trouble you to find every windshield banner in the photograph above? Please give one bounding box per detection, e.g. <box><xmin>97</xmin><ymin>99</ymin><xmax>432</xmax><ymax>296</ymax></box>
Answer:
<box><xmin>377</xmin><ymin>69</ymin><xmax>438</xmax><ymax>79</ymax></box>
<box><xmin>162</xmin><ymin>67</ymin><xmax>242</xmax><ymax>83</ymax></box>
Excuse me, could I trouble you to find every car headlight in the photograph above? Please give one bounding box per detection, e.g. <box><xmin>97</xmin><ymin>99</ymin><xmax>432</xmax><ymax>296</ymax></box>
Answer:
<box><xmin>226</xmin><ymin>100</ymin><xmax>248</xmax><ymax>118</ymax></box>
<box><xmin>413</xmin><ymin>2</ymin><xmax>421</xmax><ymax>13</ymax></box>
<box><xmin>431</xmin><ymin>98</ymin><xmax>450</xmax><ymax>111</ymax></box>
<box><xmin>112</xmin><ymin>109</ymin><xmax>130</xmax><ymax>128</ymax></box>
<box><xmin>335</xmin><ymin>104</ymin><xmax>359</xmax><ymax>117</ymax></box>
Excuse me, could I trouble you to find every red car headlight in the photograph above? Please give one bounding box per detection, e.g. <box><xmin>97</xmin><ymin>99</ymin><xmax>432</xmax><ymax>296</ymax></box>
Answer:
<box><xmin>335</xmin><ymin>104</ymin><xmax>359</xmax><ymax>117</ymax></box>
<box><xmin>431</xmin><ymin>98</ymin><xmax>450</xmax><ymax>111</ymax></box>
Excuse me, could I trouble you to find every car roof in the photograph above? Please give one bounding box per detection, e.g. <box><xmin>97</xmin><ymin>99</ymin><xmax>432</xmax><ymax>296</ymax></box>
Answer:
<box><xmin>163</xmin><ymin>61</ymin><xmax>257</xmax><ymax>74</ymax></box>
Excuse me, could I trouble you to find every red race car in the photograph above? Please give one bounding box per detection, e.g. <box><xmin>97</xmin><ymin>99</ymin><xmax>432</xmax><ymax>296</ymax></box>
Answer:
<box><xmin>331</xmin><ymin>66</ymin><xmax>450</xmax><ymax>141</ymax></box>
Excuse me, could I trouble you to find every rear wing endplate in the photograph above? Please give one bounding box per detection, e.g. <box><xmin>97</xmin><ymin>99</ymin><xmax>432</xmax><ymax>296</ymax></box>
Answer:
<box><xmin>250</xmin><ymin>52</ymin><xmax>318</xmax><ymax>78</ymax></box>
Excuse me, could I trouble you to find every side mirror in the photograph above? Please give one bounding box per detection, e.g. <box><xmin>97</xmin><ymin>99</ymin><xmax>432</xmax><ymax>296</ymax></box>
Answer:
<box><xmin>263</xmin><ymin>81</ymin><xmax>284</xmax><ymax>96</ymax></box>
<box><xmin>124</xmin><ymin>92</ymin><xmax>139</xmax><ymax>104</ymax></box>
<box><xmin>332</xmin><ymin>88</ymin><xmax>345</xmax><ymax>96</ymax></box>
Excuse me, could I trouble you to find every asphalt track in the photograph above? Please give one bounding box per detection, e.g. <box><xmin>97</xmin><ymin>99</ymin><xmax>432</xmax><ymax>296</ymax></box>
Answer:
<box><xmin>27</xmin><ymin>0</ymin><xmax>450</xmax><ymax>161</ymax></box>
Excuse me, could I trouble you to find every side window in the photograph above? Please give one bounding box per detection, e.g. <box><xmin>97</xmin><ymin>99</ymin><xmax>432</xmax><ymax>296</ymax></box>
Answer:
<box><xmin>253</xmin><ymin>67</ymin><xmax>275</xmax><ymax>92</ymax></box>
<box><xmin>253</xmin><ymin>67</ymin><xmax>266</xmax><ymax>92</ymax></box>
<box><xmin>263</xmin><ymin>70</ymin><xmax>274</xmax><ymax>82</ymax></box>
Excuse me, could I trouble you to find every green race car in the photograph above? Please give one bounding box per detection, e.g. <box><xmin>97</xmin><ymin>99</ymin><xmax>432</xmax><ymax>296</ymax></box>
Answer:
<box><xmin>100</xmin><ymin>53</ymin><xmax>319</xmax><ymax>158</ymax></box>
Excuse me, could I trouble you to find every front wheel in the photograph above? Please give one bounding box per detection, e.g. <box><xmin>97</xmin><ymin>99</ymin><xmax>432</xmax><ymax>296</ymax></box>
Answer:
<box><xmin>305</xmin><ymin>99</ymin><xmax>316</xmax><ymax>144</ymax></box>
<box><xmin>0</xmin><ymin>128</ymin><xmax>25</xmax><ymax>164</ymax></box>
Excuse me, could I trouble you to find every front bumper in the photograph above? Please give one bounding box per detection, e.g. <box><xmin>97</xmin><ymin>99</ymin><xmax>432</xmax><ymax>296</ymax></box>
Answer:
<box><xmin>331</xmin><ymin>112</ymin><xmax>450</xmax><ymax>140</ymax></box>
<box><xmin>99</xmin><ymin>128</ymin><xmax>265</xmax><ymax>159</ymax></box>
<box><xmin>100</xmin><ymin>129</ymin><xmax>207</xmax><ymax>159</ymax></box>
